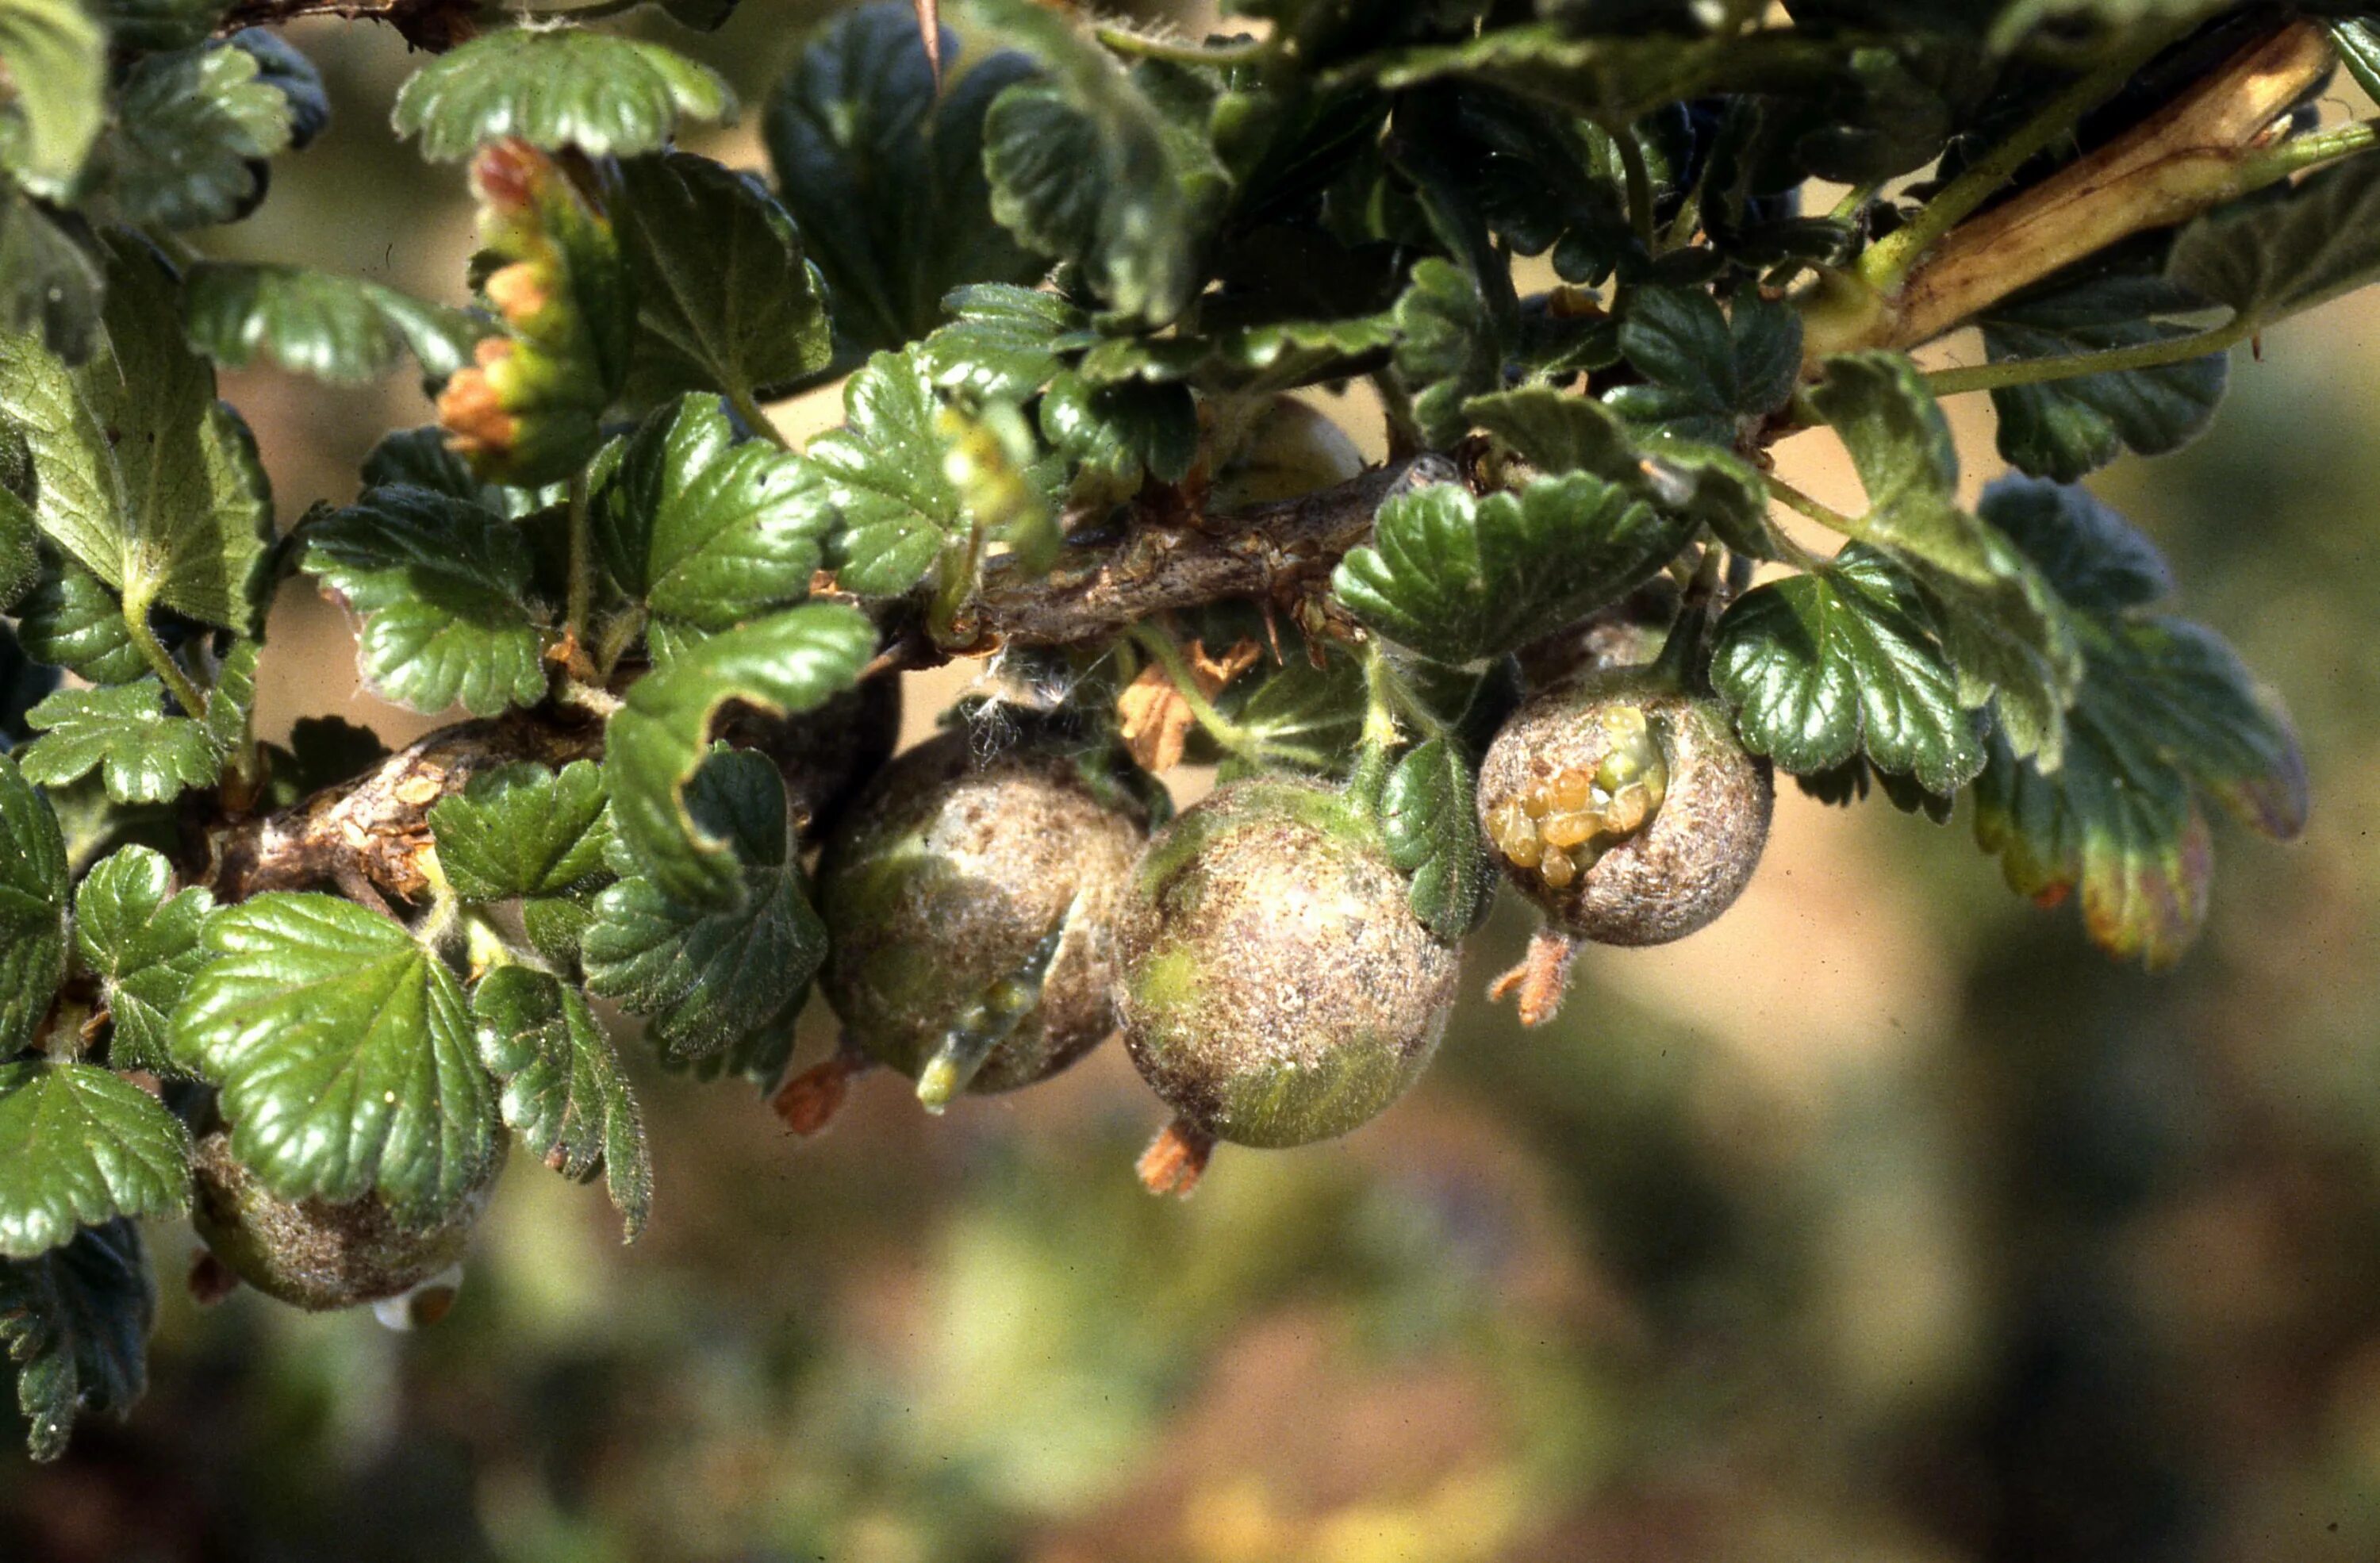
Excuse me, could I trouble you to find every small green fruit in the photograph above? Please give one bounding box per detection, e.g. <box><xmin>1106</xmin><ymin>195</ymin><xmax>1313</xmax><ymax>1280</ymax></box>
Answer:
<box><xmin>1115</xmin><ymin>777</ymin><xmax>1461</xmax><ymax>1158</ymax></box>
<box><xmin>1205</xmin><ymin>396</ymin><xmax>1367</xmax><ymax>511</ymax></box>
<box><xmin>816</xmin><ymin>730</ymin><xmax>1153</xmax><ymax>1106</ymax></box>
<box><xmin>190</xmin><ymin>1131</ymin><xmax>503</xmax><ymax>1312</ymax></box>
<box><xmin>1478</xmin><ymin>670</ymin><xmax>1772</xmax><ymax>947</ymax></box>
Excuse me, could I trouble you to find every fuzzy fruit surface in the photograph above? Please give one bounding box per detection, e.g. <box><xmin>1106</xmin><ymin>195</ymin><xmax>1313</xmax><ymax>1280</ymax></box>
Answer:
<box><xmin>1479</xmin><ymin>670</ymin><xmax>1772</xmax><ymax>946</ymax></box>
<box><xmin>816</xmin><ymin>730</ymin><xmax>1153</xmax><ymax>1096</ymax></box>
<box><xmin>1115</xmin><ymin>777</ymin><xmax>1461</xmax><ymax>1149</ymax></box>
<box><xmin>190</xmin><ymin>1131</ymin><xmax>503</xmax><ymax>1311</ymax></box>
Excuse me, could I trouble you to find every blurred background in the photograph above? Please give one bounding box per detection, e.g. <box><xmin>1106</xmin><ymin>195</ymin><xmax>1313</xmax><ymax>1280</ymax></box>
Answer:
<box><xmin>10</xmin><ymin>5</ymin><xmax>2380</xmax><ymax>1560</ymax></box>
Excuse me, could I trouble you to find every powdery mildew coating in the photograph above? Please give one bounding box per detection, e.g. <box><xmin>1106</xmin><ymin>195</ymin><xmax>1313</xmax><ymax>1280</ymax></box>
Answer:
<box><xmin>190</xmin><ymin>1131</ymin><xmax>501</xmax><ymax>1311</ymax></box>
<box><xmin>816</xmin><ymin>730</ymin><xmax>1151</xmax><ymax>1096</ymax></box>
<box><xmin>1478</xmin><ymin>671</ymin><xmax>1774</xmax><ymax>947</ymax></box>
<box><xmin>1115</xmin><ymin>778</ymin><xmax>1461</xmax><ymax>1149</ymax></box>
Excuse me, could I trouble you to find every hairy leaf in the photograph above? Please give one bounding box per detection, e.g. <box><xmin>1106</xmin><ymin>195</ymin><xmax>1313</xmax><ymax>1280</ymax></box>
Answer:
<box><xmin>17</xmin><ymin>681</ymin><xmax>219</xmax><ymax>805</ymax></box>
<box><xmin>979</xmin><ymin>0</ymin><xmax>1224</xmax><ymax>328</ymax></box>
<box><xmin>0</xmin><ymin>1062</ymin><xmax>189</xmax><ymax>1260</ymax></box>
<box><xmin>765</xmin><ymin>2</ymin><xmax>1043</xmax><ymax>355</ymax></box>
<box><xmin>473</xmin><ymin>964</ymin><xmax>650</xmax><ymax>1238</ymax></box>
<box><xmin>0</xmin><ymin>1219</ymin><xmax>153</xmax><ymax>1462</ymax></box>
<box><xmin>437</xmin><ymin>140</ymin><xmax>635</xmax><ymax>486</ymax></box>
<box><xmin>603</xmin><ymin>603</ymin><xmax>873</xmax><ymax>907</ymax></box>
<box><xmin>182</xmin><ymin>263</ymin><xmax>482</xmax><ymax>387</ymax></box>
<box><xmin>0</xmin><ymin>238</ymin><xmax>272</xmax><ymax>633</ymax></box>
<box><xmin>1606</xmin><ymin>286</ymin><xmax>1800</xmax><ymax>445</ymax></box>
<box><xmin>173</xmin><ymin>892</ymin><xmax>501</xmax><ymax>1225</ymax></box>
<box><xmin>1711</xmin><ymin>545</ymin><xmax>1986</xmax><ymax>795</ymax></box>
<box><xmin>0</xmin><ymin>753</ymin><xmax>69</xmax><ymax>1056</ymax></box>
<box><xmin>585</xmin><ymin>748</ymin><xmax>826</xmax><ymax>1060</ymax></box>
<box><xmin>2169</xmin><ymin>149</ymin><xmax>2380</xmax><ymax>326</ymax></box>
<box><xmin>1394</xmin><ymin>257</ymin><xmax>1503</xmax><ymax>450</ymax></box>
<box><xmin>1982</xmin><ymin>274</ymin><xmax>2226</xmax><ymax>483</ymax></box>
<box><xmin>10</xmin><ymin>558</ymin><xmax>148</xmax><ymax>685</ymax></box>
<box><xmin>228</xmin><ymin>28</ymin><xmax>328</xmax><ymax>148</ymax></box>
<box><xmin>1381</xmin><ymin>735</ymin><xmax>1494</xmax><ymax>939</ymax></box>
<box><xmin>0</xmin><ymin>188</ymin><xmax>103</xmax><ymax>363</ymax></box>
<box><xmin>301</xmin><ymin>487</ymin><xmax>551</xmax><ymax>716</ymax></box>
<box><xmin>595</xmin><ymin>395</ymin><xmax>830</xmax><ymax>652</ymax></box>
<box><xmin>391</xmin><ymin>28</ymin><xmax>733</xmax><ymax>162</ymax></box>
<box><xmin>429</xmin><ymin>761</ymin><xmax>612</xmax><ymax>903</ymax></box>
<box><xmin>917</xmin><ymin>284</ymin><xmax>1084</xmax><ymax>403</ymax></box>
<box><xmin>1807</xmin><ymin>351</ymin><xmax>2081</xmax><ymax>765</ymax></box>
<box><xmin>73</xmin><ymin>846</ymin><xmax>214</xmax><ymax>1076</ymax></box>
<box><xmin>612</xmin><ymin>152</ymin><xmax>831</xmax><ymax>407</ymax></box>
<box><xmin>0</xmin><ymin>0</ymin><xmax>104</xmax><ymax>186</ymax></box>
<box><xmin>102</xmin><ymin>43</ymin><xmax>292</xmax><ymax>229</ymax></box>
<box><xmin>808</xmin><ymin>349</ymin><xmax>964</xmax><ymax>596</ymax></box>
<box><xmin>1335</xmin><ymin>471</ymin><xmax>1687</xmax><ymax>666</ymax></box>
<box><xmin>1971</xmin><ymin>475</ymin><xmax>2305</xmax><ymax>966</ymax></box>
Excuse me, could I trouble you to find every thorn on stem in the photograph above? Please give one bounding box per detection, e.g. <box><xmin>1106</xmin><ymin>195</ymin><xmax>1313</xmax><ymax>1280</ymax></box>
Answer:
<box><xmin>1137</xmin><ymin>1119</ymin><xmax>1215</xmax><ymax>1197</ymax></box>
<box><xmin>1488</xmin><ymin>927</ymin><xmax>1581</xmax><ymax>1028</ymax></box>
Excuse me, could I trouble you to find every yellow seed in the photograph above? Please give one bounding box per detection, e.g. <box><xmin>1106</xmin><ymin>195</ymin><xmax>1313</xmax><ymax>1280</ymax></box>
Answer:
<box><xmin>1503</xmin><ymin>832</ymin><xmax>1543</xmax><ymax>870</ymax></box>
<box><xmin>1521</xmin><ymin>784</ymin><xmax>1552</xmax><ymax>818</ymax></box>
<box><xmin>1538</xmin><ymin>848</ymin><xmax>1577</xmax><ymax>888</ymax></box>
<box><xmin>1541</xmin><ymin>811</ymin><xmax>1595</xmax><ymax>849</ymax></box>
<box><xmin>1601</xmin><ymin>705</ymin><xmax>1649</xmax><ymax>743</ymax></box>
<box><xmin>1488</xmin><ymin>802</ymin><xmax>1534</xmax><ymax>849</ymax></box>
<box><xmin>1550</xmin><ymin>769</ymin><xmax>1593</xmax><ymax>812</ymax></box>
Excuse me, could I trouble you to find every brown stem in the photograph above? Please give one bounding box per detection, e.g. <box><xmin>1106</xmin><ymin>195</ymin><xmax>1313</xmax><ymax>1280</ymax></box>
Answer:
<box><xmin>208</xmin><ymin>709</ymin><xmax>605</xmax><ymax>906</ymax></box>
<box><xmin>1802</xmin><ymin>20</ymin><xmax>2336</xmax><ymax>366</ymax></box>
<box><xmin>1488</xmin><ymin>927</ymin><xmax>1582</xmax><ymax>1029</ymax></box>
<box><xmin>205</xmin><ymin>465</ymin><xmax>1447</xmax><ymax>903</ymax></box>
<box><xmin>1137</xmin><ymin>1119</ymin><xmax>1215</xmax><ymax>1197</ymax></box>
<box><xmin>948</xmin><ymin>457</ymin><xmax>1458</xmax><ymax>652</ymax></box>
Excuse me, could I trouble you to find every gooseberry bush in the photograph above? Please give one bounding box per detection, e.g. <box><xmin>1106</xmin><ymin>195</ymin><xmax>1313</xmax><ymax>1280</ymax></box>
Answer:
<box><xmin>0</xmin><ymin>0</ymin><xmax>2363</xmax><ymax>1460</ymax></box>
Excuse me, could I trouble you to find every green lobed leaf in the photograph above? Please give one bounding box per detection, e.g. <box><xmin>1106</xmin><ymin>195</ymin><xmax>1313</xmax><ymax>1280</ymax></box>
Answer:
<box><xmin>808</xmin><ymin>349</ymin><xmax>965</xmax><ymax>597</ymax></box>
<box><xmin>17</xmin><ymin>681</ymin><xmax>219</xmax><ymax>805</ymax></box>
<box><xmin>1710</xmin><ymin>544</ymin><xmax>1986</xmax><ymax>795</ymax></box>
<box><xmin>360</xmin><ymin>427</ymin><xmax>554</xmax><ymax>520</ymax></box>
<box><xmin>765</xmin><ymin>3</ymin><xmax>1044</xmax><ymax>355</ymax></box>
<box><xmin>0</xmin><ymin>482</ymin><xmax>32</xmax><ymax>613</ymax></box>
<box><xmin>603</xmin><ymin>603</ymin><xmax>873</xmax><ymax>907</ymax></box>
<box><xmin>1334</xmin><ymin>471</ymin><xmax>1688</xmax><ymax>666</ymax></box>
<box><xmin>0</xmin><ymin>752</ymin><xmax>69</xmax><ymax>1056</ymax></box>
<box><xmin>594</xmin><ymin>395</ymin><xmax>830</xmax><ymax>652</ymax></box>
<box><xmin>1970</xmin><ymin>475</ymin><xmax>2305</xmax><ymax>967</ymax></box>
<box><xmin>1215</xmin><ymin>646</ymin><xmax>1368</xmax><ymax>775</ymax></box>
<box><xmin>978</xmin><ymin>0</ymin><xmax>1225</xmax><ymax>328</ymax></box>
<box><xmin>391</xmin><ymin>28</ymin><xmax>734</xmax><ymax>162</ymax></box>
<box><xmin>300</xmin><ymin>487</ymin><xmax>552</xmax><ymax>716</ymax></box>
<box><xmin>1393</xmin><ymin>257</ymin><xmax>1503</xmax><ymax>451</ymax></box>
<box><xmin>584</xmin><ymin>747</ymin><xmax>826</xmax><ymax>1061</ymax></box>
<box><xmin>73</xmin><ymin>846</ymin><xmax>215</xmax><ymax>1077</ymax></box>
<box><xmin>0</xmin><ymin>1062</ymin><xmax>190</xmax><ymax>1260</ymax></box>
<box><xmin>428</xmin><ymin>760</ymin><xmax>612</xmax><ymax>903</ymax></box>
<box><xmin>182</xmin><ymin>262</ymin><xmax>483</xmax><ymax>387</ymax></box>
<box><xmin>0</xmin><ymin>1219</ymin><xmax>153</xmax><ymax>1462</ymax></box>
<box><xmin>101</xmin><ymin>43</ymin><xmax>293</xmax><ymax>230</ymax></box>
<box><xmin>1465</xmin><ymin>386</ymin><xmax>1776</xmax><ymax>556</ymax></box>
<box><xmin>1604</xmin><ymin>286</ymin><xmax>1801</xmax><ymax>445</ymax></box>
<box><xmin>0</xmin><ymin>237</ymin><xmax>274</xmax><ymax>634</ymax></box>
<box><xmin>1038</xmin><ymin>371</ymin><xmax>1198</xmax><ymax>494</ymax></box>
<box><xmin>1806</xmin><ymin>351</ymin><xmax>2081</xmax><ymax>766</ymax></box>
<box><xmin>438</xmin><ymin>140</ymin><xmax>636</xmax><ymax>487</ymax></box>
<box><xmin>917</xmin><ymin>284</ymin><xmax>1084</xmax><ymax>403</ymax></box>
<box><xmin>171</xmin><ymin>892</ymin><xmax>501</xmax><ymax>1225</ymax></box>
<box><xmin>612</xmin><ymin>151</ymin><xmax>831</xmax><ymax>407</ymax></box>
<box><xmin>2168</xmin><ymin>149</ymin><xmax>2380</xmax><ymax>327</ymax></box>
<box><xmin>471</xmin><ymin>964</ymin><xmax>651</xmax><ymax>1240</ymax></box>
<box><xmin>1981</xmin><ymin>273</ymin><xmax>2226</xmax><ymax>483</ymax></box>
<box><xmin>10</xmin><ymin>557</ymin><xmax>149</xmax><ymax>685</ymax></box>
<box><xmin>0</xmin><ymin>188</ymin><xmax>104</xmax><ymax>363</ymax></box>
<box><xmin>0</xmin><ymin>0</ymin><xmax>106</xmax><ymax>187</ymax></box>
<box><xmin>1381</xmin><ymin>735</ymin><xmax>1494</xmax><ymax>939</ymax></box>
